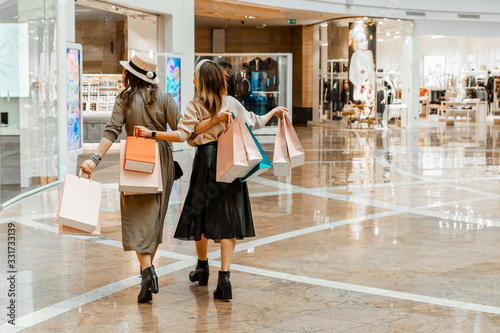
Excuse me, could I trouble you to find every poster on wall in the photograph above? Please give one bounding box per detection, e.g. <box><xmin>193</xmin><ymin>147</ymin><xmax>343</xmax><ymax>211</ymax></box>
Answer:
<box><xmin>0</xmin><ymin>23</ymin><xmax>29</xmax><ymax>97</ymax></box>
<box><xmin>348</xmin><ymin>21</ymin><xmax>376</xmax><ymax>119</ymax></box>
<box><xmin>166</xmin><ymin>57</ymin><xmax>181</xmax><ymax>111</ymax></box>
<box><xmin>66</xmin><ymin>43</ymin><xmax>83</xmax><ymax>153</ymax></box>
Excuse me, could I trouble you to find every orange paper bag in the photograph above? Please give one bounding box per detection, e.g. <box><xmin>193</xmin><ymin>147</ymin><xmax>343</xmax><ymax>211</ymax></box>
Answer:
<box><xmin>124</xmin><ymin>127</ymin><xmax>156</xmax><ymax>173</ymax></box>
<box><xmin>119</xmin><ymin>140</ymin><xmax>163</xmax><ymax>194</ymax></box>
<box><xmin>55</xmin><ymin>171</ymin><xmax>102</xmax><ymax>233</ymax></box>
<box><xmin>283</xmin><ymin>115</ymin><xmax>305</xmax><ymax>168</ymax></box>
<box><xmin>217</xmin><ymin>115</ymin><xmax>249</xmax><ymax>183</ymax></box>
<box><xmin>273</xmin><ymin>117</ymin><xmax>291</xmax><ymax>176</ymax></box>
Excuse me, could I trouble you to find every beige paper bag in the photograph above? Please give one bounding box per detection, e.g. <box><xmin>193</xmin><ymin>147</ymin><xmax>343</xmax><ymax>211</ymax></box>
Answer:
<box><xmin>55</xmin><ymin>172</ymin><xmax>102</xmax><ymax>233</ymax></box>
<box><xmin>273</xmin><ymin>117</ymin><xmax>291</xmax><ymax>176</ymax></box>
<box><xmin>119</xmin><ymin>140</ymin><xmax>163</xmax><ymax>194</ymax></box>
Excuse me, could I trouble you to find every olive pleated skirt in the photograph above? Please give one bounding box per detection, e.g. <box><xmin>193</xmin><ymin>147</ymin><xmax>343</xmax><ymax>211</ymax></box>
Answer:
<box><xmin>174</xmin><ymin>142</ymin><xmax>255</xmax><ymax>242</ymax></box>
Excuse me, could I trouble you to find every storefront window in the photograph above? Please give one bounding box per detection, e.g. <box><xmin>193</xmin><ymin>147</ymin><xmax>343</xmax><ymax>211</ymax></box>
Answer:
<box><xmin>314</xmin><ymin>18</ymin><xmax>413</xmax><ymax>126</ymax></box>
<box><xmin>194</xmin><ymin>54</ymin><xmax>292</xmax><ymax>126</ymax></box>
<box><xmin>0</xmin><ymin>0</ymin><xmax>58</xmax><ymax>206</ymax></box>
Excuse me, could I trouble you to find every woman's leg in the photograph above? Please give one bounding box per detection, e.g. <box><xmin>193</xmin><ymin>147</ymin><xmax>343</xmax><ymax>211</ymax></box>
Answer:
<box><xmin>220</xmin><ymin>238</ymin><xmax>236</xmax><ymax>271</ymax></box>
<box><xmin>136</xmin><ymin>251</ymin><xmax>152</xmax><ymax>270</ymax></box>
<box><xmin>195</xmin><ymin>234</ymin><xmax>209</xmax><ymax>260</ymax></box>
<box><xmin>150</xmin><ymin>244</ymin><xmax>160</xmax><ymax>264</ymax></box>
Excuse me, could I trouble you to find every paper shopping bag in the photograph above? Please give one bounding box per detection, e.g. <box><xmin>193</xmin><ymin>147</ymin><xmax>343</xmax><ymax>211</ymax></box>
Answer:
<box><xmin>239</xmin><ymin>122</ymin><xmax>272</xmax><ymax>182</ymax></box>
<box><xmin>124</xmin><ymin>127</ymin><xmax>156</xmax><ymax>173</ymax></box>
<box><xmin>217</xmin><ymin>115</ymin><xmax>249</xmax><ymax>183</ymax></box>
<box><xmin>119</xmin><ymin>140</ymin><xmax>163</xmax><ymax>194</ymax></box>
<box><xmin>55</xmin><ymin>171</ymin><xmax>102</xmax><ymax>233</ymax></box>
<box><xmin>59</xmin><ymin>215</ymin><xmax>101</xmax><ymax>235</ymax></box>
<box><xmin>283</xmin><ymin>114</ymin><xmax>305</xmax><ymax>168</ymax></box>
<box><xmin>234</xmin><ymin>117</ymin><xmax>263</xmax><ymax>178</ymax></box>
<box><xmin>273</xmin><ymin>117</ymin><xmax>291</xmax><ymax>176</ymax></box>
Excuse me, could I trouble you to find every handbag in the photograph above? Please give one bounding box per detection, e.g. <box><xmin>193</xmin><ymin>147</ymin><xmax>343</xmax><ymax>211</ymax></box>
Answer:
<box><xmin>119</xmin><ymin>140</ymin><xmax>163</xmax><ymax>194</ymax></box>
<box><xmin>234</xmin><ymin>116</ymin><xmax>263</xmax><ymax>178</ymax></box>
<box><xmin>239</xmin><ymin>122</ymin><xmax>272</xmax><ymax>182</ymax></box>
<box><xmin>216</xmin><ymin>113</ymin><xmax>249</xmax><ymax>183</ymax></box>
<box><xmin>282</xmin><ymin>115</ymin><xmax>305</xmax><ymax>168</ymax></box>
<box><xmin>273</xmin><ymin>116</ymin><xmax>291</xmax><ymax>176</ymax></box>
<box><xmin>139</xmin><ymin>93</ymin><xmax>184</xmax><ymax>180</ymax></box>
<box><xmin>342</xmin><ymin>101</ymin><xmax>355</xmax><ymax>114</ymax></box>
<box><xmin>124</xmin><ymin>127</ymin><xmax>156</xmax><ymax>173</ymax></box>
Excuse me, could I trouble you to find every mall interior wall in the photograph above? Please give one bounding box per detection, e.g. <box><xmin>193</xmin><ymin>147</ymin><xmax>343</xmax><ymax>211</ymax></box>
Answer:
<box><xmin>57</xmin><ymin>0</ymin><xmax>195</xmax><ymax>180</ymax></box>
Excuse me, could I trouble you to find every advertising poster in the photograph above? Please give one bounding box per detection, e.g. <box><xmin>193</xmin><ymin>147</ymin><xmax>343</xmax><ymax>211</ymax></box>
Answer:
<box><xmin>348</xmin><ymin>21</ymin><xmax>377</xmax><ymax>119</ymax></box>
<box><xmin>166</xmin><ymin>58</ymin><xmax>181</xmax><ymax>110</ymax></box>
<box><xmin>66</xmin><ymin>47</ymin><xmax>82</xmax><ymax>152</ymax></box>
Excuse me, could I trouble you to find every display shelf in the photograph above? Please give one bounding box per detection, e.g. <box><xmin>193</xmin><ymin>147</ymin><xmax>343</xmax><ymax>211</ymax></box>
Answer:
<box><xmin>82</xmin><ymin>74</ymin><xmax>123</xmax><ymax>112</ymax></box>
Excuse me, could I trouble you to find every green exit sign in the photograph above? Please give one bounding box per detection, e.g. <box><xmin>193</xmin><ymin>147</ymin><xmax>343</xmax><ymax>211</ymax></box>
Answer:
<box><xmin>287</xmin><ymin>19</ymin><xmax>296</xmax><ymax>24</ymax></box>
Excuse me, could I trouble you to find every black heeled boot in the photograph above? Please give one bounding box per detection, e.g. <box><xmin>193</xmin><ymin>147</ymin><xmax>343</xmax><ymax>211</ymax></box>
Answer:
<box><xmin>189</xmin><ymin>259</ymin><xmax>209</xmax><ymax>286</ymax></box>
<box><xmin>213</xmin><ymin>271</ymin><xmax>232</xmax><ymax>301</ymax></box>
<box><xmin>138</xmin><ymin>266</ymin><xmax>159</xmax><ymax>303</ymax></box>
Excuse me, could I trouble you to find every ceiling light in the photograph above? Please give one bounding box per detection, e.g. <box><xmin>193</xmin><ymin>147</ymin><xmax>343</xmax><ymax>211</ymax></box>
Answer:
<box><xmin>386</xmin><ymin>32</ymin><xmax>391</xmax><ymax>36</ymax></box>
<box><xmin>397</xmin><ymin>19</ymin><xmax>401</xmax><ymax>21</ymax></box>
<box><xmin>363</xmin><ymin>17</ymin><xmax>368</xmax><ymax>20</ymax></box>
<box><xmin>384</xmin><ymin>18</ymin><xmax>388</xmax><ymax>20</ymax></box>
<box><xmin>396</xmin><ymin>31</ymin><xmax>400</xmax><ymax>34</ymax></box>
<box><xmin>248</xmin><ymin>16</ymin><xmax>256</xmax><ymax>19</ymax></box>
<box><xmin>320</xmin><ymin>42</ymin><xmax>329</xmax><ymax>47</ymax></box>
<box><xmin>321</xmin><ymin>23</ymin><xmax>328</xmax><ymax>27</ymax></box>
<box><xmin>378</xmin><ymin>21</ymin><xmax>384</xmax><ymax>25</ymax></box>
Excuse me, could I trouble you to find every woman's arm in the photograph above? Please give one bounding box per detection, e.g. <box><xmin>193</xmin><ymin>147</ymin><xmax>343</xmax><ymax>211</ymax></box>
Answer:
<box><xmin>194</xmin><ymin>109</ymin><xmax>232</xmax><ymax>134</ymax></box>
<box><xmin>80</xmin><ymin>137</ymin><xmax>113</xmax><ymax>174</ymax></box>
<box><xmin>265</xmin><ymin>107</ymin><xmax>288</xmax><ymax>123</ymax></box>
<box><xmin>135</xmin><ymin>126</ymin><xmax>181</xmax><ymax>142</ymax></box>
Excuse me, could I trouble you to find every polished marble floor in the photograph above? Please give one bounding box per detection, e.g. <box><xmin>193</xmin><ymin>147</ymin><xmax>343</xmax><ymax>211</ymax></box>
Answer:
<box><xmin>1</xmin><ymin>122</ymin><xmax>500</xmax><ymax>332</ymax></box>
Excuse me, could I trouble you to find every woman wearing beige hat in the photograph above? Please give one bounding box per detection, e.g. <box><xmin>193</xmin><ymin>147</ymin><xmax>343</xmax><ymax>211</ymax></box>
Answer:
<box><xmin>80</xmin><ymin>55</ymin><xmax>185</xmax><ymax>303</ymax></box>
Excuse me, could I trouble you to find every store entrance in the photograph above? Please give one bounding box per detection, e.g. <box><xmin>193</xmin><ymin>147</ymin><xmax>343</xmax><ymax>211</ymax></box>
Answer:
<box><xmin>75</xmin><ymin>0</ymin><xmax>158</xmax><ymax>145</ymax></box>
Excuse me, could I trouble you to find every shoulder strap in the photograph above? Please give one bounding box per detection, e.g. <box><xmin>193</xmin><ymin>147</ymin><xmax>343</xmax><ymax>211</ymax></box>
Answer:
<box><xmin>138</xmin><ymin>92</ymin><xmax>160</xmax><ymax>131</ymax></box>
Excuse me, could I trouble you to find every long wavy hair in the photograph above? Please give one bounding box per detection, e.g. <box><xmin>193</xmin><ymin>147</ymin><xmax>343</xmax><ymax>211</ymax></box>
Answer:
<box><xmin>119</xmin><ymin>69</ymin><xmax>159</xmax><ymax>109</ymax></box>
<box><xmin>195</xmin><ymin>61</ymin><xmax>227</xmax><ymax>118</ymax></box>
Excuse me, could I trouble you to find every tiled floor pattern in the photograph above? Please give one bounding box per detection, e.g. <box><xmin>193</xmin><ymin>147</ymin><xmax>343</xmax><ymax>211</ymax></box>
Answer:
<box><xmin>1</xmin><ymin>123</ymin><xmax>500</xmax><ymax>332</ymax></box>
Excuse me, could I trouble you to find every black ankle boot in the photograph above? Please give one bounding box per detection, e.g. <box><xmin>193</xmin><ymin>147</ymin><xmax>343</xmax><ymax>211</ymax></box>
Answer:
<box><xmin>189</xmin><ymin>259</ymin><xmax>209</xmax><ymax>286</ymax></box>
<box><xmin>138</xmin><ymin>266</ymin><xmax>159</xmax><ymax>303</ymax></box>
<box><xmin>213</xmin><ymin>271</ymin><xmax>232</xmax><ymax>301</ymax></box>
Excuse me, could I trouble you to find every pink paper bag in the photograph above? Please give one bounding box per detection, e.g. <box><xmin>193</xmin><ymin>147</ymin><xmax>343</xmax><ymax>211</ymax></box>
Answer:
<box><xmin>234</xmin><ymin>117</ymin><xmax>263</xmax><ymax>178</ymax></box>
<box><xmin>273</xmin><ymin>117</ymin><xmax>291</xmax><ymax>176</ymax></box>
<box><xmin>59</xmin><ymin>216</ymin><xmax>101</xmax><ymax>235</ymax></box>
<box><xmin>119</xmin><ymin>140</ymin><xmax>163</xmax><ymax>194</ymax></box>
<box><xmin>55</xmin><ymin>171</ymin><xmax>102</xmax><ymax>233</ymax></box>
<box><xmin>283</xmin><ymin>114</ymin><xmax>305</xmax><ymax>168</ymax></box>
<box><xmin>217</xmin><ymin>115</ymin><xmax>249</xmax><ymax>183</ymax></box>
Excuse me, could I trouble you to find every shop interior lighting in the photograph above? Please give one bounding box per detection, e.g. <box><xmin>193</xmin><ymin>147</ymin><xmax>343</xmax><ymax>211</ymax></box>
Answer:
<box><xmin>396</xmin><ymin>31</ymin><xmax>400</xmax><ymax>34</ymax></box>
<box><xmin>378</xmin><ymin>21</ymin><xmax>383</xmax><ymax>25</ymax></box>
<box><xmin>397</xmin><ymin>19</ymin><xmax>401</xmax><ymax>21</ymax></box>
<box><xmin>320</xmin><ymin>23</ymin><xmax>328</xmax><ymax>27</ymax></box>
<box><xmin>386</xmin><ymin>32</ymin><xmax>391</xmax><ymax>36</ymax></box>
<box><xmin>363</xmin><ymin>17</ymin><xmax>368</xmax><ymax>20</ymax></box>
<box><xmin>320</xmin><ymin>43</ymin><xmax>329</xmax><ymax>47</ymax></box>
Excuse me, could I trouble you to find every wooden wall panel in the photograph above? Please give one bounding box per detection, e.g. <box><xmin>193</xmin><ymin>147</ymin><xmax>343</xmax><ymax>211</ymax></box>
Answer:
<box><xmin>76</xmin><ymin>20</ymin><xmax>126</xmax><ymax>74</ymax></box>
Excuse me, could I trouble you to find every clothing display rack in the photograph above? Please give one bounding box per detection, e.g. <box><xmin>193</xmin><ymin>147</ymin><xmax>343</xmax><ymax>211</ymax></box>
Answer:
<box><xmin>320</xmin><ymin>59</ymin><xmax>349</xmax><ymax>121</ymax></box>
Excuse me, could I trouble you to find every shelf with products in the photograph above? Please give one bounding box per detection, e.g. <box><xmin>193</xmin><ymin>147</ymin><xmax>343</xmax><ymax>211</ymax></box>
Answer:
<box><xmin>82</xmin><ymin>74</ymin><xmax>123</xmax><ymax>113</ymax></box>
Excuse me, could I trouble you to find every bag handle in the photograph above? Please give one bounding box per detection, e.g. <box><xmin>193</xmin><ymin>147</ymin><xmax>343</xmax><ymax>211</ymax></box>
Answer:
<box><xmin>223</xmin><ymin>112</ymin><xmax>234</xmax><ymax>133</ymax></box>
<box><xmin>78</xmin><ymin>169</ymin><xmax>92</xmax><ymax>181</ymax></box>
<box><xmin>138</xmin><ymin>92</ymin><xmax>160</xmax><ymax>131</ymax></box>
<box><xmin>134</xmin><ymin>126</ymin><xmax>139</xmax><ymax>138</ymax></box>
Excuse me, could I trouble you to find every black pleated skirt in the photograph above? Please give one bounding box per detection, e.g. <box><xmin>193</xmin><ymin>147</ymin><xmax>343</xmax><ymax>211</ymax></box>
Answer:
<box><xmin>174</xmin><ymin>142</ymin><xmax>255</xmax><ymax>242</ymax></box>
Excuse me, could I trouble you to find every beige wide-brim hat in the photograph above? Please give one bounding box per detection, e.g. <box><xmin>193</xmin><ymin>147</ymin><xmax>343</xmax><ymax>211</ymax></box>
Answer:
<box><xmin>120</xmin><ymin>55</ymin><xmax>159</xmax><ymax>84</ymax></box>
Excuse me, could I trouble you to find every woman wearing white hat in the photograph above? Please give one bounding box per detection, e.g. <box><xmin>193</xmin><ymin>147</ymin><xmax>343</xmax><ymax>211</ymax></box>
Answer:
<box><xmin>80</xmin><ymin>55</ymin><xmax>187</xmax><ymax>303</ymax></box>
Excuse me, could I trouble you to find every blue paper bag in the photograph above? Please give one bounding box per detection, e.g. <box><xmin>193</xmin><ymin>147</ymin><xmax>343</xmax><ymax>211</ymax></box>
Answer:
<box><xmin>239</xmin><ymin>123</ymin><xmax>272</xmax><ymax>182</ymax></box>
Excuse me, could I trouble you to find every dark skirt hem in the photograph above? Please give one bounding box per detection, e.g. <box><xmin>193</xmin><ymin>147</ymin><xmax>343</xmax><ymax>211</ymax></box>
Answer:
<box><xmin>173</xmin><ymin>142</ymin><xmax>255</xmax><ymax>242</ymax></box>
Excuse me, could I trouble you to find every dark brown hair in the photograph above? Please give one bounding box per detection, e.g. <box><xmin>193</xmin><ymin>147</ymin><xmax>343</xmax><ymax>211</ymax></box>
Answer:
<box><xmin>119</xmin><ymin>69</ymin><xmax>158</xmax><ymax>109</ymax></box>
<box><xmin>195</xmin><ymin>61</ymin><xmax>227</xmax><ymax>117</ymax></box>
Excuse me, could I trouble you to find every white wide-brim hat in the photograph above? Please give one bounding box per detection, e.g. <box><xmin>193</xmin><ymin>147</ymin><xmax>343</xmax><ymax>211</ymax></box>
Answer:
<box><xmin>120</xmin><ymin>55</ymin><xmax>159</xmax><ymax>84</ymax></box>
